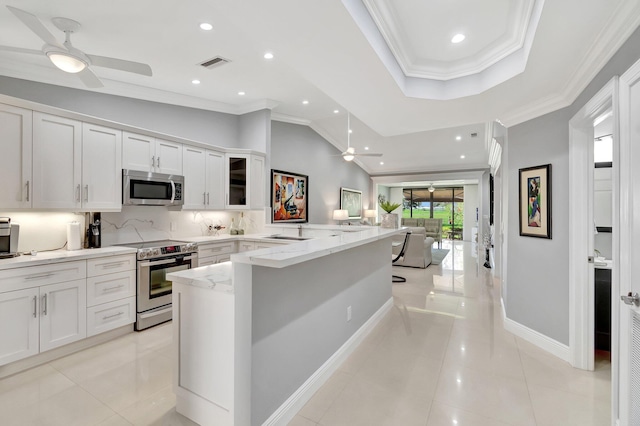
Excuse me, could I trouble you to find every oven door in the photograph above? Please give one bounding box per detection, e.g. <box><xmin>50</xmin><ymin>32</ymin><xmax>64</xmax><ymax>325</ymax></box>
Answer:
<box><xmin>137</xmin><ymin>254</ymin><xmax>197</xmax><ymax>312</ymax></box>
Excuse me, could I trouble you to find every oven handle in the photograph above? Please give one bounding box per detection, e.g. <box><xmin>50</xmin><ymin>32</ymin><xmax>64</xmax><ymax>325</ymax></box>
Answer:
<box><xmin>170</xmin><ymin>180</ymin><xmax>176</xmax><ymax>204</ymax></box>
<box><xmin>139</xmin><ymin>255</ymin><xmax>197</xmax><ymax>268</ymax></box>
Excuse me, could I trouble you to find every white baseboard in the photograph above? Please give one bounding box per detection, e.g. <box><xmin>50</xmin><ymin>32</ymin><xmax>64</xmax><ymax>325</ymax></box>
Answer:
<box><xmin>501</xmin><ymin>298</ymin><xmax>570</xmax><ymax>362</ymax></box>
<box><xmin>262</xmin><ymin>297</ymin><xmax>394</xmax><ymax>426</ymax></box>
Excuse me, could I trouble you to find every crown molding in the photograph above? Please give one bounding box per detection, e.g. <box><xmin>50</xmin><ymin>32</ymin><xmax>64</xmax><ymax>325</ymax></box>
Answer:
<box><xmin>271</xmin><ymin>113</ymin><xmax>312</xmax><ymax>126</ymax></box>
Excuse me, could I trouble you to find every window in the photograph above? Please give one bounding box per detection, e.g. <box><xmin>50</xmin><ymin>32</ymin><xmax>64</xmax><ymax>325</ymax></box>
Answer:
<box><xmin>403</xmin><ymin>187</ymin><xmax>465</xmax><ymax>239</ymax></box>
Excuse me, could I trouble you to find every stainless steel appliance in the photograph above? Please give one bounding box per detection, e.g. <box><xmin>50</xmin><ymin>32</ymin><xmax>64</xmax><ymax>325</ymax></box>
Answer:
<box><xmin>86</xmin><ymin>212</ymin><xmax>101</xmax><ymax>248</ymax></box>
<box><xmin>122</xmin><ymin>169</ymin><xmax>184</xmax><ymax>206</ymax></box>
<box><xmin>0</xmin><ymin>217</ymin><xmax>20</xmax><ymax>258</ymax></box>
<box><xmin>116</xmin><ymin>239</ymin><xmax>198</xmax><ymax>330</ymax></box>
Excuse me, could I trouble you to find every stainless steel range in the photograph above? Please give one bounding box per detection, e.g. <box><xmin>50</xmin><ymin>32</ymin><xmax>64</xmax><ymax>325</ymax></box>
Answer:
<box><xmin>117</xmin><ymin>240</ymin><xmax>198</xmax><ymax>330</ymax></box>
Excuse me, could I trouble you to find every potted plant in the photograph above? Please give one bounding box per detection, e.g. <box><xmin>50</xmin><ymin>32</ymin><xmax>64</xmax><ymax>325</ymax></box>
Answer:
<box><xmin>378</xmin><ymin>195</ymin><xmax>401</xmax><ymax>228</ymax></box>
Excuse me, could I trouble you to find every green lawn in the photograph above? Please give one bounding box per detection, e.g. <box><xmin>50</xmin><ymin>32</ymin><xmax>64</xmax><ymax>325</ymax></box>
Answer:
<box><xmin>402</xmin><ymin>208</ymin><xmax>463</xmax><ymax>231</ymax></box>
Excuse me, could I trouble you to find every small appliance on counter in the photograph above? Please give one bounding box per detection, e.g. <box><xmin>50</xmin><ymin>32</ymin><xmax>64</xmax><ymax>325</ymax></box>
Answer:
<box><xmin>86</xmin><ymin>212</ymin><xmax>101</xmax><ymax>248</ymax></box>
<box><xmin>0</xmin><ymin>217</ymin><xmax>20</xmax><ymax>258</ymax></box>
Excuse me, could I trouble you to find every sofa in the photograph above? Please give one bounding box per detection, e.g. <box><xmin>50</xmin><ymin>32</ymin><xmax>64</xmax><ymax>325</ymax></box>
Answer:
<box><xmin>401</xmin><ymin>218</ymin><xmax>443</xmax><ymax>248</ymax></box>
<box><xmin>392</xmin><ymin>227</ymin><xmax>435</xmax><ymax>268</ymax></box>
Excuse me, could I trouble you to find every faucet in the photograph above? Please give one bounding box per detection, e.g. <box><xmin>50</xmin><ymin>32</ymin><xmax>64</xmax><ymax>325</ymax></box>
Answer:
<box><xmin>298</xmin><ymin>224</ymin><xmax>303</xmax><ymax>237</ymax></box>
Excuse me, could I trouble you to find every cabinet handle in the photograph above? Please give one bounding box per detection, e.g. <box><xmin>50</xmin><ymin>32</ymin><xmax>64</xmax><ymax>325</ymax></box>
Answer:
<box><xmin>42</xmin><ymin>293</ymin><xmax>47</xmax><ymax>316</ymax></box>
<box><xmin>84</xmin><ymin>185</ymin><xmax>89</xmax><ymax>202</ymax></box>
<box><xmin>207</xmin><ymin>192</ymin><xmax>210</xmax><ymax>205</ymax></box>
<box><xmin>203</xmin><ymin>192</ymin><xmax>206</xmax><ymax>205</ymax></box>
<box><xmin>26</xmin><ymin>180</ymin><xmax>30</xmax><ymax>202</ymax></box>
<box><xmin>100</xmin><ymin>261</ymin><xmax>125</xmax><ymax>269</ymax></box>
<box><xmin>25</xmin><ymin>272</ymin><xmax>53</xmax><ymax>280</ymax></box>
<box><xmin>32</xmin><ymin>295</ymin><xmax>37</xmax><ymax>318</ymax></box>
<box><xmin>152</xmin><ymin>156</ymin><xmax>155</xmax><ymax>169</ymax></box>
<box><xmin>103</xmin><ymin>284</ymin><xmax>125</xmax><ymax>293</ymax></box>
<box><xmin>76</xmin><ymin>184</ymin><xmax>81</xmax><ymax>202</ymax></box>
<box><xmin>157</xmin><ymin>157</ymin><xmax>160</xmax><ymax>169</ymax></box>
<box><xmin>103</xmin><ymin>311</ymin><xmax>124</xmax><ymax>320</ymax></box>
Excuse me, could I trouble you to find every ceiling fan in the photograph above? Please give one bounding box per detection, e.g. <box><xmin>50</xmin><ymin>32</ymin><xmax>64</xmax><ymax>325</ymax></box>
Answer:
<box><xmin>337</xmin><ymin>112</ymin><xmax>383</xmax><ymax>161</ymax></box>
<box><xmin>0</xmin><ymin>6</ymin><xmax>152</xmax><ymax>88</ymax></box>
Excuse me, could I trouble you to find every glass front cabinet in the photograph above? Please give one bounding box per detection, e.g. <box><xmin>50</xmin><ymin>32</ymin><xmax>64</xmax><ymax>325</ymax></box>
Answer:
<box><xmin>225</xmin><ymin>153</ymin><xmax>265</xmax><ymax>210</ymax></box>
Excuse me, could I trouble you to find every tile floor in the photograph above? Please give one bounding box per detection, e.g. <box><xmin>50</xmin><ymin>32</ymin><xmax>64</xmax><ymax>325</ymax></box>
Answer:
<box><xmin>0</xmin><ymin>241</ymin><xmax>611</xmax><ymax>425</ymax></box>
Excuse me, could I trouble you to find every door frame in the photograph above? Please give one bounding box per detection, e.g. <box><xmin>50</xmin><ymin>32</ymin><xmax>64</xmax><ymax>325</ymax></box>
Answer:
<box><xmin>568</xmin><ymin>76</ymin><xmax>619</xmax><ymax>421</ymax></box>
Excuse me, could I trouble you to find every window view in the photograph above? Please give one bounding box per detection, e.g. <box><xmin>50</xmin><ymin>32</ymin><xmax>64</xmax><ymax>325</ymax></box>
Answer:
<box><xmin>403</xmin><ymin>187</ymin><xmax>465</xmax><ymax>239</ymax></box>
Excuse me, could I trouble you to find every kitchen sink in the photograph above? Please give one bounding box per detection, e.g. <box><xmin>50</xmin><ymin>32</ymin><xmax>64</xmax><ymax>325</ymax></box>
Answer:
<box><xmin>265</xmin><ymin>235</ymin><xmax>310</xmax><ymax>241</ymax></box>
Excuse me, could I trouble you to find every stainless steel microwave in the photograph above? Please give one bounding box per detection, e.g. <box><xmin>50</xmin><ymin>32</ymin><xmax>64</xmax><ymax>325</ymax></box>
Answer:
<box><xmin>122</xmin><ymin>169</ymin><xmax>184</xmax><ymax>206</ymax></box>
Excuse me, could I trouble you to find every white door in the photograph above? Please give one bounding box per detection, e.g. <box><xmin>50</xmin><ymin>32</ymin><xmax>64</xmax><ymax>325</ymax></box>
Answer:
<box><xmin>206</xmin><ymin>150</ymin><xmax>225</xmax><ymax>210</ymax></box>
<box><xmin>32</xmin><ymin>113</ymin><xmax>82</xmax><ymax>209</ymax></box>
<box><xmin>0</xmin><ymin>104</ymin><xmax>32</xmax><ymax>208</ymax></box>
<box><xmin>155</xmin><ymin>139</ymin><xmax>183</xmax><ymax>175</ymax></box>
<box><xmin>617</xmin><ymin>57</ymin><xmax>640</xmax><ymax>426</ymax></box>
<box><xmin>122</xmin><ymin>131</ymin><xmax>155</xmax><ymax>172</ymax></box>
<box><xmin>39</xmin><ymin>279</ymin><xmax>86</xmax><ymax>352</ymax></box>
<box><xmin>182</xmin><ymin>146</ymin><xmax>207</xmax><ymax>210</ymax></box>
<box><xmin>82</xmin><ymin>124</ymin><xmax>122</xmax><ymax>210</ymax></box>
<box><xmin>0</xmin><ymin>288</ymin><xmax>39</xmax><ymax>366</ymax></box>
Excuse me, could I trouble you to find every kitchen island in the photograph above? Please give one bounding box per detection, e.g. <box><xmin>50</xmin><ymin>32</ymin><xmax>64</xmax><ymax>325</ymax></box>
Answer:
<box><xmin>168</xmin><ymin>226</ymin><xmax>399</xmax><ymax>426</ymax></box>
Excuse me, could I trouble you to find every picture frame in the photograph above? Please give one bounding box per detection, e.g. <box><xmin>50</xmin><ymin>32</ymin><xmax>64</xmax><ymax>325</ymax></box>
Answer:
<box><xmin>271</xmin><ymin>169</ymin><xmax>308</xmax><ymax>223</ymax></box>
<box><xmin>519</xmin><ymin>164</ymin><xmax>552</xmax><ymax>238</ymax></box>
<box><xmin>340</xmin><ymin>187</ymin><xmax>362</xmax><ymax>219</ymax></box>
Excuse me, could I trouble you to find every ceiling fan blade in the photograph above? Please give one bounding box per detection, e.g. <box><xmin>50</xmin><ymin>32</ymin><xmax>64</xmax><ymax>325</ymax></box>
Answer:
<box><xmin>355</xmin><ymin>153</ymin><xmax>383</xmax><ymax>157</ymax></box>
<box><xmin>86</xmin><ymin>54</ymin><xmax>152</xmax><ymax>76</ymax></box>
<box><xmin>0</xmin><ymin>45</ymin><xmax>42</xmax><ymax>55</ymax></box>
<box><xmin>7</xmin><ymin>6</ymin><xmax>64</xmax><ymax>49</ymax></box>
<box><xmin>76</xmin><ymin>67</ymin><xmax>104</xmax><ymax>88</ymax></box>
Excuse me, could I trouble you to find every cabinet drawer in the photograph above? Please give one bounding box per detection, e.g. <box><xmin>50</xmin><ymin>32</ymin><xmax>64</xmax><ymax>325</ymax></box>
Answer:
<box><xmin>87</xmin><ymin>254</ymin><xmax>136</xmax><ymax>277</ymax></box>
<box><xmin>199</xmin><ymin>242</ymin><xmax>236</xmax><ymax>257</ymax></box>
<box><xmin>86</xmin><ymin>296</ymin><xmax>135</xmax><ymax>337</ymax></box>
<box><xmin>237</xmin><ymin>241</ymin><xmax>255</xmax><ymax>252</ymax></box>
<box><xmin>0</xmin><ymin>261</ymin><xmax>86</xmax><ymax>293</ymax></box>
<box><xmin>198</xmin><ymin>256</ymin><xmax>216</xmax><ymax>267</ymax></box>
<box><xmin>87</xmin><ymin>270</ymin><xmax>136</xmax><ymax>307</ymax></box>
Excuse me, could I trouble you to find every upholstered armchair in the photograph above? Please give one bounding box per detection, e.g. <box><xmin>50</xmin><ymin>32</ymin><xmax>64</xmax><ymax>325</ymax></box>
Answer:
<box><xmin>392</xmin><ymin>227</ymin><xmax>434</xmax><ymax>268</ymax></box>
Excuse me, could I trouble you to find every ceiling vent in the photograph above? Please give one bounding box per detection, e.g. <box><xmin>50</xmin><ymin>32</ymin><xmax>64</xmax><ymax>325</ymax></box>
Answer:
<box><xmin>199</xmin><ymin>56</ymin><xmax>230</xmax><ymax>69</ymax></box>
<box><xmin>470</xmin><ymin>132</ymin><xmax>478</xmax><ymax>138</ymax></box>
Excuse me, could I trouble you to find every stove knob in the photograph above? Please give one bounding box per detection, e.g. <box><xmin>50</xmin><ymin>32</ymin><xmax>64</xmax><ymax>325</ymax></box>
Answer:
<box><xmin>138</xmin><ymin>250</ymin><xmax>148</xmax><ymax>260</ymax></box>
<box><xmin>152</xmin><ymin>248</ymin><xmax>160</xmax><ymax>257</ymax></box>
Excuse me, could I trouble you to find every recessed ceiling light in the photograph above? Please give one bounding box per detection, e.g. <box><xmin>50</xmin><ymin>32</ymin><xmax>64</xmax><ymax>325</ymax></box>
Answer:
<box><xmin>333</xmin><ymin>109</ymin><xmax>340</xmax><ymax>114</ymax></box>
<box><xmin>199</xmin><ymin>23</ymin><xmax>213</xmax><ymax>31</ymax></box>
<box><xmin>451</xmin><ymin>34</ymin><xmax>465</xmax><ymax>44</ymax></box>
<box><xmin>192</xmin><ymin>79</ymin><xmax>200</xmax><ymax>85</ymax></box>
<box><xmin>460</xmin><ymin>155</ymin><xmax>466</xmax><ymax>159</ymax></box>
<box><xmin>238</xmin><ymin>91</ymin><xmax>245</xmax><ymax>96</ymax></box>
<box><xmin>302</xmin><ymin>100</ymin><xmax>309</xmax><ymax>105</ymax></box>
<box><xmin>348</xmin><ymin>129</ymin><xmax>353</xmax><ymax>134</ymax></box>
<box><xmin>379</xmin><ymin>161</ymin><xmax>384</xmax><ymax>165</ymax></box>
<box><xmin>456</xmin><ymin>136</ymin><xmax>461</xmax><ymax>141</ymax></box>
<box><xmin>364</xmin><ymin>146</ymin><xmax>369</xmax><ymax>150</ymax></box>
<box><xmin>263</xmin><ymin>52</ymin><xmax>274</xmax><ymax>60</ymax></box>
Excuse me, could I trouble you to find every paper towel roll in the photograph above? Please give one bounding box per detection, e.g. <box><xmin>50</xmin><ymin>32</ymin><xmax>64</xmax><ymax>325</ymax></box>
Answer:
<box><xmin>67</xmin><ymin>221</ymin><xmax>82</xmax><ymax>251</ymax></box>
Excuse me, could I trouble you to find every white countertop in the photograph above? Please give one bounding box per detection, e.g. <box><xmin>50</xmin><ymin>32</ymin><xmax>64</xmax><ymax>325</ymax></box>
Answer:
<box><xmin>0</xmin><ymin>246</ymin><xmax>137</xmax><ymax>270</ymax></box>
<box><xmin>168</xmin><ymin>262</ymin><xmax>233</xmax><ymax>293</ymax></box>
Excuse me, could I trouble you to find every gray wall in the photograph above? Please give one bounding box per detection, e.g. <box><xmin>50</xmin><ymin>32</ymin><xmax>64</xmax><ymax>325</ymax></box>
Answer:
<box><xmin>0</xmin><ymin>76</ymin><xmax>239</xmax><ymax>146</ymax></box>
<box><xmin>251</xmin><ymin>238</ymin><xmax>391</xmax><ymax>424</ymax></box>
<box><xmin>505</xmin><ymin>26</ymin><xmax>640</xmax><ymax>344</ymax></box>
<box><xmin>270</xmin><ymin>121</ymin><xmax>372</xmax><ymax>223</ymax></box>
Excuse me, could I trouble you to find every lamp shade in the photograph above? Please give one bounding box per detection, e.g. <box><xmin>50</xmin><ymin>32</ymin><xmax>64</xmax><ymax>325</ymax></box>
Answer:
<box><xmin>46</xmin><ymin>51</ymin><xmax>87</xmax><ymax>73</ymax></box>
<box><xmin>364</xmin><ymin>209</ymin><xmax>377</xmax><ymax>218</ymax></box>
<box><xmin>333</xmin><ymin>209</ymin><xmax>349</xmax><ymax>221</ymax></box>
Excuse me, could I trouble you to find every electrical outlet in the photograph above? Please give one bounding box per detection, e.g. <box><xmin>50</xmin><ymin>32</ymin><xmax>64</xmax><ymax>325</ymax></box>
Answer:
<box><xmin>347</xmin><ymin>305</ymin><xmax>352</xmax><ymax>322</ymax></box>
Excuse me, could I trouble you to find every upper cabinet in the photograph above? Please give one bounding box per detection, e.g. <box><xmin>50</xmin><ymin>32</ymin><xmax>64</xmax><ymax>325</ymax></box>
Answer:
<box><xmin>32</xmin><ymin>113</ymin><xmax>122</xmax><ymax>211</ymax></box>
<box><xmin>182</xmin><ymin>146</ymin><xmax>225</xmax><ymax>210</ymax></box>
<box><xmin>0</xmin><ymin>104</ymin><xmax>32</xmax><ymax>209</ymax></box>
<box><xmin>122</xmin><ymin>132</ymin><xmax>182</xmax><ymax>175</ymax></box>
<box><xmin>225</xmin><ymin>153</ymin><xmax>265</xmax><ymax>210</ymax></box>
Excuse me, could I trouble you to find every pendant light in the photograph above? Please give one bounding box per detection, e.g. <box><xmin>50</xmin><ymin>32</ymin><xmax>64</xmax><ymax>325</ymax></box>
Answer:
<box><xmin>428</xmin><ymin>183</ymin><xmax>435</xmax><ymax>192</ymax></box>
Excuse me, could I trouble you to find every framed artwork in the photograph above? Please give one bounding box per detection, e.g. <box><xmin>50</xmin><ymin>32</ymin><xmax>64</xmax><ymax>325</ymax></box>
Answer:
<box><xmin>340</xmin><ymin>187</ymin><xmax>362</xmax><ymax>219</ymax></box>
<box><xmin>519</xmin><ymin>164</ymin><xmax>552</xmax><ymax>238</ymax></box>
<box><xmin>271</xmin><ymin>169</ymin><xmax>308</xmax><ymax>223</ymax></box>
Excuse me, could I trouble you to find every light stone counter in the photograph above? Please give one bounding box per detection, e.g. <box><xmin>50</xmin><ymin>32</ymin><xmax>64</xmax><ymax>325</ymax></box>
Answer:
<box><xmin>167</xmin><ymin>261</ymin><xmax>233</xmax><ymax>292</ymax></box>
<box><xmin>0</xmin><ymin>246</ymin><xmax>137</xmax><ymax>271</ymax></box>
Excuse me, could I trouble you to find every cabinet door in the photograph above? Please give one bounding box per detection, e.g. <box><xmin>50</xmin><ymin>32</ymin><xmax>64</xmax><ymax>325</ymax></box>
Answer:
<box><xmin>32</xmin><ymin>113</ymin><xmax>82</xmax><ymax>209</ymax></box>
<box><xmin>82</xmin><ymin>124</ymin><xmax>122</xmax><ymax>211</ymax></box>
<box><xmin>39</xmin><ymin>279</ymin><xmax>86</xmax><ymax>352</ymax></box>
<box><xmin>0</xmin><ymin>104</ymin><xmax>32</xmax><ymax>209</ymax></box>
<box><xmin>156</xmin><ymin>139</ymin><xmax>183</xmax><ymax>175</ymax></box>
<box><xmin>206</xmin><ymin>150</ymin><xmax>225</xmax><ymax>210</ymax></box>
<box><xmin>182</xmin><ymin>146</ymin><xmax>207</xmax><ymax>209</ymax></box>
<box><xmin>226</xmin><ymin>154</ymin><xmax>248</xmax><ymax>209</ymax></box>
<box><xmin>249</xmin><ymin>154</ymin><xmax>265</xmax><ymax>210</ymax></box>
<box><xmin>0</xmin><ymin>288</ymin><xmax>39</xmax><ymax>366</ymax></box>
<box><xmin>122</xmin><ymin>131</ymin><xmax>154</xmax><ymax>172</ymax></box>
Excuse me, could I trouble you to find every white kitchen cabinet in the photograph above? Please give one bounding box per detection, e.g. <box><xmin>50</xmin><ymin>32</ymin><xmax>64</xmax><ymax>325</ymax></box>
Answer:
<box><xmin>594</xmin><ymin>166</ymin><xmax>612</xmax><ymax>228</ymax></box>
<box><xmin>32</xmin><ymin>112</ymin><xmax>82</xmax><ymax>209</ymax></box>
<box><xmin>0</xmin><ymin>104</ymin><xmax>32</xmax><ymax>209</ymax></box>
<box><xmin>39</xmin><ymin>279</ymin><xmax>87</xmax><ymax>352</ymax></box>
<box><xmin>182</xmin><ymin>146</ymin><xmax>225</xmax><ymax>210</ymax></box>
<box><xmin>82</xmin><ymin>123</ymin><xmax>122</xmax><ymax>211</ymax></box>
<box><xmin>198</xmin><ymin>241</ymin><xmax>236</xmax><ymax>266</ymax></box>
<box><xmin>122</xmin><ymin>131</ymin><xmax>182</xmax><ymax>175</ymax></box>
<box><xmin>225</xmin><ymin>153</ymin><xmax>265</xmax><ymax>210</ymax></box>
<box><xmin>32</xmin><ymin>113</ymin><xmax>122</xmax><ymax>211</ymax></box>
<box><xmin>237</xmin><ymin>241</ymin><xmax>255</xmax><ymax>252</ymax></box>
<box><xmin>0</xmin><ymin>287</ymin><xmax>39</xmax><ymax>366</ymax></box>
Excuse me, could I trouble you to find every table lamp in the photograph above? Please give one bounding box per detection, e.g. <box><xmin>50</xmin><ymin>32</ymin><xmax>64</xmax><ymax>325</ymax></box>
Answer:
<box><xmin>333</xmin><ymin>209</ymin><xmax>348</xmax><ymax>225</ymax></box>
<box><xmin>364</xmin><ymin>209</ymin><xmax>377</xmax><ymax>225</ymax></box>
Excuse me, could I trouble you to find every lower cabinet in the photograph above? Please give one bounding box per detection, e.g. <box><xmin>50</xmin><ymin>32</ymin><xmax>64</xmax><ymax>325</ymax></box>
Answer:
<box><xmin>595</xmin><ymin>268</ymin><xmax>612</xmax><ymax>352</ymax></box>
<box><xmin>40</xmin><ymin>279</ymin><xmax>87</xmax><ymax>352</ymax></box>
<box><xmin>0</xmin><ymin>288</ymin><xmax>40</xmax><ymax>365</ymax></box>
<box><xmin>198</xmin><ymin>241</ymin><xmax>236</xmax><ymax>266</ymax></box>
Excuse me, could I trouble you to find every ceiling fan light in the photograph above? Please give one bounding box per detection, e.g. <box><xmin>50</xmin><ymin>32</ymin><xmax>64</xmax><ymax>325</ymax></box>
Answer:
<box><xmin>428</xmin><ymin>184</ymin><xmax>435</xmax><ymax>192</ymax></box>
<box><xmin>47</xmin><ymin>51</ymin><xmax>87</xmax><ymax>73</ymax></box>
<box><xmin>343</xmin><ymin>154</ymin><xmax>355</xmax><ymax>161</ymax></box>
